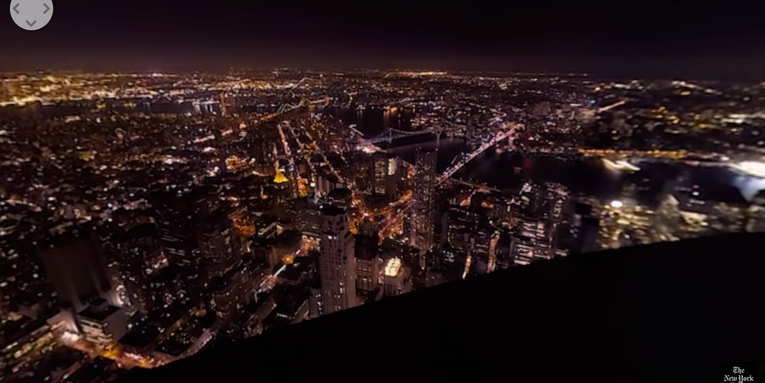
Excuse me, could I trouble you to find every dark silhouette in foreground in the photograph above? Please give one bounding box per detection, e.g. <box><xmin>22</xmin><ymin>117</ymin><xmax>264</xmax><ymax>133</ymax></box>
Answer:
<box><xmin>124</xmin><ymin>233</ymin><xmax>765</xmax><ymax>382</ymax></box>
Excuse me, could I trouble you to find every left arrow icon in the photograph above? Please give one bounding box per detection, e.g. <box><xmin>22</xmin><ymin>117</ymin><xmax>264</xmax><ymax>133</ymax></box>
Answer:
<box><xmin>12</xmin><ymin>3</ymin><xmax>19</xmax><ymax>13</ymax></box>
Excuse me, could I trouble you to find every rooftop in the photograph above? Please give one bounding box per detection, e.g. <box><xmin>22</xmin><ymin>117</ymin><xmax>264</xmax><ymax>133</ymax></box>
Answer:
<box><xmin>78</xmin><ymin>303</ymin><xmax>120</xmax><ymax>322</ymax></box>
<box><xmin>273</xmin><ymin>170</ymin><xmax>287</xmax><ymax>184</ymax></box>
<box><xmin>327</xmin><ymin>188</ymin><xmax>352</xmax><ymax>200</ymax></box>
<box><xmin>320</xmin><ymin>205</ymin><xmax>345</xmax><ymax>217</ymax></box>
<box><xmin>383</xmin><ymin>258</ymin><xmax>401</xmax><ymax>277</ymax></box>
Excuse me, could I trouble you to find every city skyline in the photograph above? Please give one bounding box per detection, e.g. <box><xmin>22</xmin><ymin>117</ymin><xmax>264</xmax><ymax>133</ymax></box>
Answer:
<box><xmin>3</xmin><ymin>0</ymin><xmax>765</xmax><ymax>79</ymax></box>
<box><xmin>0</xmin><ymin>48</ymin><xmax>765</xmax><ymax>383</ymax></box>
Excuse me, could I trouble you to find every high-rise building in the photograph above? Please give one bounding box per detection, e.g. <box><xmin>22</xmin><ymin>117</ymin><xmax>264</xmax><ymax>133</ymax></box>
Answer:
<box><xmin>354</xmin><ymin>220</ymin><xmax>381</xmax><ymax>296</ymax></box>
<box><xmin>109</xmin><ymin>223</ymin><xmax>165</xmax><ymax>313</ymax></box>
<box><xmin>508</xmin><ymin>235</ymin><xmax>535</xmax><ymax>266</ymax></box>
<box><xmin>76</xmin><ymin>298</ymin><xmax>129</xmax><ymax>345</ymax></box>
<box><xmin>495</xmin><ymin>232</ymin><xmax>514</xmax><ymax>270</ymax></box>
<box><xmin>385</xmin><ymin>155</ymin><xmax>400</xmax><ymax>201</ymax></box>
<box><xmin>155</xmin><ymin>190</ymin><xmax>233</xmax><ymax>266</ymax></box>
<box><xmin>369</xmin><ymin>152</ymin><xmax>401</xmax><ymax>201</ymax></box>
<box><xmin>153</xmin><ymin>191</ymin><xmax>236</xmax><ymax>301</ymax></box>
<box><xmin>297</xmin><ymin>198</ymin><xmax>322</xmax><ymax>239</ymax></box>
<box><xmin>318</xmin><ymin>206</ymin><xmax>357</xmax><ymax>315</ymax></box>
<box><xmin>327</xmin><ymin>188</ymin><xmax>353</xmax><ymax>210</ymax></box>
<box><xmin>372</xmin><ymin>152</ymin><xmax>387</xmax><ymax>195</ymax></box>
<box><xmin>155</xmin><ymin>195</ymin><xmax>206</xmax><ymax>268</ymax></box>
<box><xmin>253</xmin><ymin>137</ymin><xmax>276</xmax><ymax>176</ymax></box>
<box><xmin>212</xmin><ymin>262</ymin><xmax>264</xmax><ymax>319</ymax></box>
<box><xmin>510</xmin><ymin>216</ymin><xmax>555</xmax><ymax>264</ymax></box>
<box><xmin>308</xmin><ymin>277</ymin><xmax>323</xmax><ymax>318</ymax></box>
<box><xmin>316</xmin><ymin>174</ymin><xmax>343</xmax><ymax>197</ymax></box>
<box><xmin>570</xmin><ymin>203</ymin><xmax>600</xmax><ymax>254</ymax></box>
<box><xmin>277</xmin><ymin>163</ymin><xmax>299</xmax><ymax>199</ymax></box>
<box><xmin>199</xmin><ymin>214</ymin><xmax>242</xmax><ymax>277</ymax></box>
<box><xmin>411</xmin><ymin>148</ymin><xmax>437</xmax><ymax>251</ymax></box>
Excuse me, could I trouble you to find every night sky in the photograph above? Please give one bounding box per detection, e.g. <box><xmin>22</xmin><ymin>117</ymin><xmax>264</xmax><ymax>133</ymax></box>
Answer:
<box><xmin>3</xmin><ymin>0</ymin><xmax>765</xmax><ymax>79</ymax></box>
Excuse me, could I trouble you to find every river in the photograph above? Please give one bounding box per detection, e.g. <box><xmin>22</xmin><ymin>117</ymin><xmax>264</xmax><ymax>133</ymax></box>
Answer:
<box><xmin>324</xmin><ymin>106</ymin><xmax>765</xmax><ymax>204</ymax></box>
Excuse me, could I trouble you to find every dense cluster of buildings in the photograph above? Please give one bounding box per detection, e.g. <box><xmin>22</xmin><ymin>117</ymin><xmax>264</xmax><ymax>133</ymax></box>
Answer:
<box><xmin>1</xmin><ymin>69</ymin><xmax>765</xmax><ymax>382</ymax></box>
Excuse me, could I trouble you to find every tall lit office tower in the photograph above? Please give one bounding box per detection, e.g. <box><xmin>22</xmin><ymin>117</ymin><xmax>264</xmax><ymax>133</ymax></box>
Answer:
<box><xmin>371</xmin><ymin>152</ymin><xmax>400</xmax><ymax>201</ymax></box>
<box><xmin>385</xmin><ymin>154</ymin><xmax>400</xmax><ymax>201</ymax></box>
<box><xmin>319</xmin><ymin>206</ymin><xmax>357</xmax><ymax>315</ymax></box>
<box><xmin>411</xmin><ymin>148</ymin><xmax>437</xmax><ymax>251</ymax></box>
<box><xmin>372</xmin><ymin>152</ymin><xmax>388</xmax><ymax>195</ymax></box>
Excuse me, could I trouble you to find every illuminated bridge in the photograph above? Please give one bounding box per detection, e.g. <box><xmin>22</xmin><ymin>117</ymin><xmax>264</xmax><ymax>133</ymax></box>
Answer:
<box><xmin>437</xmin><ymin>125</ymin><xmax>518</xmax><ymax>184</ymax></box>
<box><xmin>377</xmin><ymin>124</ymin><xmax>519</xmax><ymax>234</ymax></box>
<box><xmin>277</xmin><ymin>97</ymin><xmax>331</xmax><ymax>113</ymax></box>
<box><xmin>258</xmin><ymin>97</ymin><xmax>331</xmax><ymax>122</ymax></box>
<box><xmin>597</xmin><ymin>100</ymin><xmax>626</xmax><ymax>113</ymax></box>
<box><xmin>361</xmin><ymin>127</ymin><xmax>463</xmax><ymax>145</ymax></box>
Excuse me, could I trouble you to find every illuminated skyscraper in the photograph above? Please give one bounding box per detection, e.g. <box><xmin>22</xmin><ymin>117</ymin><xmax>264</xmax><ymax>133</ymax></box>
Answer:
<box><xmin>385</xmin><ymin>154</ymin><xmax>401</xmax><ymax>201</ymax></box>
<box><xmin>319</xmin><ymin>206</ymin><xmax>357</xmax><ymax>315</ymax></box>
<box><xmin>370</xmin><ymin>152</ymin><xmax>400</xmax><ymax>201</ymax></box>
<box><xmin>411</xmin><ymin>148</ymin><xmax>437</xmax><ymax>251</ymax></box>
<box><xmin>372</xmin><ymin>152</ymin><xmax>387</xmax><ymax>195</ymax></box>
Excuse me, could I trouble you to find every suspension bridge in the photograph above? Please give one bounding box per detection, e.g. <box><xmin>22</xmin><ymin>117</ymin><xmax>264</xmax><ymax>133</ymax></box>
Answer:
<box><xmin>377</xmin><ymin>123</ymin><xmax>519</xmax><ymax>235</ymax></box>
<box><xmin>255</xmin><ymin>97</ymin><xmax>331</xmax><ymax>122</ymax></box>
<box><xmin>437</xmin><ymin>125</ymin><xmax>518</xmax><ymax>184</ymax></box>
<box><xmin>360</xmin><ymin>126</ymin><xmax>463</xmax><ymax>145</ymax></box>
<box><xmin>277</xmin><ymin>96</ymin><xmax>331</xmax><ymax>114</ymax></box>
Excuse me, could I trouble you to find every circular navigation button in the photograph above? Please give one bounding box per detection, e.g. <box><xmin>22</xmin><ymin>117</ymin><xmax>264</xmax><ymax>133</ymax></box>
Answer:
<box><xmin>10</xmin><ymin>0</ymin><xmax>53</xmax><ymax>31</ymax></box>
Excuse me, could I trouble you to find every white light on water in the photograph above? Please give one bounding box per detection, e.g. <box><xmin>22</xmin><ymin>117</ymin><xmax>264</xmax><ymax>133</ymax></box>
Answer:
<box><xmin>603</xmin><ymin>159</ymin><xmax>640</xmax><ymax>172</ymax></box>
<box><xmin>731</xmin><ymin>161</ymin><xmax>765</xmax><ymax>178</ymax></box>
